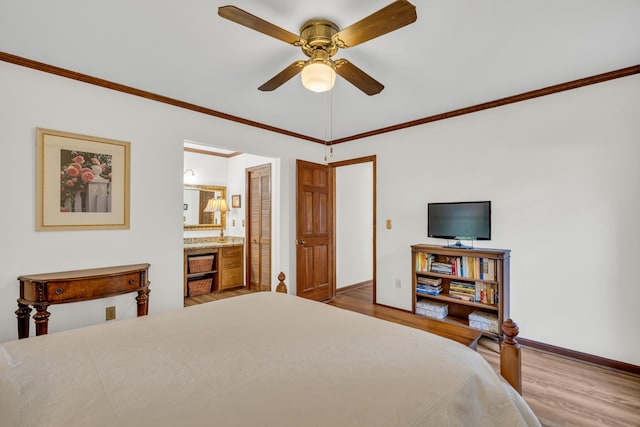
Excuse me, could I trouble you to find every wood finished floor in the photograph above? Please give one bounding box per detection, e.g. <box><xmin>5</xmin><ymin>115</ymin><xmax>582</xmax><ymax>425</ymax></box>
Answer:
<box><xmin>185</xmin><ymin>286</ymin><xmax>640</xmax><ymax>427</ymax></box>
<box><xmin>183</xmin><ymin>287</ymin><xmax>253</xmax><ymax>307</ymax></box>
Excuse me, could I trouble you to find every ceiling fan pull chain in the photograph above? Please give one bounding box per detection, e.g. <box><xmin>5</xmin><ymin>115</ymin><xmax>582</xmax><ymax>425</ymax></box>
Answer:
<box><xmin>329</xmin><ymin>89</ymin><xmax>334</xmax><ymax>158</ymax></box>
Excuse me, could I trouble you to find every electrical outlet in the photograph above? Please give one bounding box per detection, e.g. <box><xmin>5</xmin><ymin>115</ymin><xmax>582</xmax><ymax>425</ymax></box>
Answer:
<box><xmin>105</xmin><ymin>306</ymin><xmax>116</xmax><ymax>321</ymax></box>
<box><xmin>395</xmin><ymin>279</ymin><xmax>401</xmax><ymax>289</ymax></box>
<box><xmin>386</xmin><ymin>219</ymin><xmax>392</xmax><ymax>229</ymax></box>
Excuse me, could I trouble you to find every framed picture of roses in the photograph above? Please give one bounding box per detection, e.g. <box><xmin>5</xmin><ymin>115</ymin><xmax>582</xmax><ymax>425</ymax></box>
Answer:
<box><xmin>36</xmin><ymin>128</ymin><xmax>130</xmax><ymax>231</ymax></box>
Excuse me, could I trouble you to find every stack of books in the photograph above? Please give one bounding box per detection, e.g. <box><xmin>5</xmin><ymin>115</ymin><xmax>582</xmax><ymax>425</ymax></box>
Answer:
<box><xmin>448</xmin><ymin>281</ymin><xmax>476</xmax><ymax>301</ymax></box>
<box><xmin>430</xmin><ymin>261</ymin><xmax>453</xmax><ymax>275</ymax></box>
<box><xmin>416</xmin><ymin>276</ymin><xmax>443</xmax><ymax>295</ymax></box>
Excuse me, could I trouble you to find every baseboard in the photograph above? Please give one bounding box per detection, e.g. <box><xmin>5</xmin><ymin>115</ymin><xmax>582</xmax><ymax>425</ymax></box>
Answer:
<box><xmin>519</xmin><ymin>337</ymin><xmax>640</xmax><ymax>376</ymax></box>
<box><xmin>336</xmin><ymin>280</ymin><xmax>373</xmax><ymax>294</ymax></box>
<box><xmin>375</xmin><ymin>302</ymin><xmax>413</xmax><ymax>314</ymax></box>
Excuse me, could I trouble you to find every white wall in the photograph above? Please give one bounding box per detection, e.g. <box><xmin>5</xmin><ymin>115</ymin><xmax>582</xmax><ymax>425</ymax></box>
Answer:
<box><xmin>336</xmin><ymin>162</ymin><xmax>373</xmax><ymax>289</ymax></box>
<box><xmin>0</xmin><ymin>61</ymin><xmax>321</xmax><ymax>343</ymax></box>
<box><xmin>330</xmin><ymin>74</ymin><xmax>640</xmax><ymax>365</ymax></box>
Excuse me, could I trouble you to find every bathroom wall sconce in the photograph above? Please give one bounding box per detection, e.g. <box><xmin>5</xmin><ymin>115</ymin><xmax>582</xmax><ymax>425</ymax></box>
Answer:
<box><xmin>183</xmin><ymin>169</ymin><xmax>196</xmax><ymax>184</ymax></box>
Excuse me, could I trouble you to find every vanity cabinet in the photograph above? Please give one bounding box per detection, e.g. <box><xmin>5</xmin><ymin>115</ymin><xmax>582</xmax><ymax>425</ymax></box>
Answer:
<box><xmin>219</xmin><ymin>245</ymin><xmax>243</xmax><ymax>291</ymax></box>
<box><xmin>183</xmin><ymin>241</ymin><xmax>244</xmax><ymax>297</ymax></box>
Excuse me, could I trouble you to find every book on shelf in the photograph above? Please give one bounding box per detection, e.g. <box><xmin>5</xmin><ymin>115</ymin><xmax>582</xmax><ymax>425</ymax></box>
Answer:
<box><xmin>449</xmin><ymin>281</ymin><xmax>474</xmax><ymax>290</ymax></box>
<box><xmin>430</xmin><ymin>261</ymin><xmax>453</xmax><ymax>274</ymax></box>
<box><xmin>444</xmin><ymin>256</ymin><xmax>497</xmax><ymax>280</ymax></box>
<box><xmin>417</xmin><ymin>253</ymin><xmax>497</xmax><ymax>280</ymax></box>
<box><xmin>417</xmin><ymin>276</ymin><xmax>442</xmax><ymax>285</ymax></box>
<box><xmin>438</xmin><ymin>280</ymin><xmax>498</xmax><ymax>305</ymax></box>
<box><xmin>415</xmin><ymin>253</ymin><xmax>436</xmax><ymax>272</ymax></box>
<box><xmin>417</xmin><ymin>282</ymin><xmax>443</xmax><ymax>296</ymax></box>
<box><xmin>417</xmin><ymin>288</ymin><xmax>442</xmax><ymax>296</ymax></box>
<box><xmin>448</xmin><ymin>292</ymin><xmax>474</xmax><ymax>301</ymax></box>
<box><xmin>449</xmin><ymin>282</ymin><xmax>475</xmax><ymax>299</ymax></box>
<box><xmin>474</xmin><ymin>281</ymin><xmax>497</xmax><ymax>305</ymax></box>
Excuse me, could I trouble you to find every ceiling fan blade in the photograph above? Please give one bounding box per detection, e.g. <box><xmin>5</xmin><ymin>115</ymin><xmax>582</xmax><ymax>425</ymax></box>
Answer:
<box><xmin>333</xmin><ymin>0</ymin><xmax>417</xmax><ymax>48</ymax></box>
<box><xmin>218</xmin><ymin>5</ymin><xmax>303</xmax><ymax>46</ymax></box>
<box><xmin>334</xmin><ymin>59</ymin><xmax>384</xmax><ymax>95</ymax></box>
<box><xmin>258</xmin><ymin>61</ymin><xmax>306</xmax><ymax>91</ymax></box>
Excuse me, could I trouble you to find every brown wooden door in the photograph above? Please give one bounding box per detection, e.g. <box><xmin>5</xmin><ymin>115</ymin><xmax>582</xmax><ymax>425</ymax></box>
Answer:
<box><xmin>296</xmin><ymin>160</ymin><xmax>333</xmax><ymax>301</ymax></box>
<box><xmin>247</xmin><ymin>164</ymin><xmax>271</xmax><ymax>291</ymax></box>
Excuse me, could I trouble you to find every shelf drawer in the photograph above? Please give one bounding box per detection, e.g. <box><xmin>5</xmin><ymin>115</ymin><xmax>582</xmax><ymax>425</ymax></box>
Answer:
<box><xmin>46</xmin><ymin>273</ymin><xmax>143</xmax><ymax>302</ymax></box>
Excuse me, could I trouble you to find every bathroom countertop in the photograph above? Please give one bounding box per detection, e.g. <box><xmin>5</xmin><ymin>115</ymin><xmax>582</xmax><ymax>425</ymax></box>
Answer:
<box><xmin>184</xmin><ymin>236</ymin><xmax>244</xmax><ymax>249</ymax></box>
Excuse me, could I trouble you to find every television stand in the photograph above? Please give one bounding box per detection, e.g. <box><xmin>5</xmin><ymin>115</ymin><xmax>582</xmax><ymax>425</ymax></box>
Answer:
<box><xmin>446</xmin><ymin>240</ymin><xmax>473</xmax><ymax>249</ymax></box>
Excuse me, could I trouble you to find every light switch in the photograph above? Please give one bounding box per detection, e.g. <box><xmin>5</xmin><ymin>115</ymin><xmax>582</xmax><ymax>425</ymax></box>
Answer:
<box><xmin>386</xmin><ymin>219</ymin><xmax>392</xmax><ymax>229</ymax></box>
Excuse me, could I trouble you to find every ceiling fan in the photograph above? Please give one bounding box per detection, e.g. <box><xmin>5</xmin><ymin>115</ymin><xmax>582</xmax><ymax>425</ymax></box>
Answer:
<box><xmin>218</xmin><ymin>1</ymin><xmax>417</xmax><ymax>95</ymax></box>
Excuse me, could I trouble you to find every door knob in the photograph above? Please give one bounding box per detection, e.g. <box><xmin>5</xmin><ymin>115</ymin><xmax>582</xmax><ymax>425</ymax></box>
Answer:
<box><xmin>296</xmin><ymin>239</ymin><xmax>306</xmax><ymax>245</ymax></box>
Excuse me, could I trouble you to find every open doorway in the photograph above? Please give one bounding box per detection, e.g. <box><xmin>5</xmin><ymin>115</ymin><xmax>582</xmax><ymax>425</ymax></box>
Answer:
<box><xmin>332</xmin><ymin>156</ymin><xmax>376</xmax><ymax>302</ymax></box>
<box><xmin>183</xmin><ymin>142</ymin><xmax>279</xmax><ymax>297</ymax></box>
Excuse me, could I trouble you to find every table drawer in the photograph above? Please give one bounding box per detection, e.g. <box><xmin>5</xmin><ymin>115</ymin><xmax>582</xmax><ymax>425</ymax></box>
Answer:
<box><xmin>47</xmin><ymin>272</ymin><xmax>144</xmax><ymax>302</ymax></box>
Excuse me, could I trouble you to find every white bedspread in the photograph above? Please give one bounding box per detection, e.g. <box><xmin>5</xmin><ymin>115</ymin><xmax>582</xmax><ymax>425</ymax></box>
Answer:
<box><xmin>0</xmin><ymin>292</ymin><xmax>540</xmax><ymax>426</ymax></box>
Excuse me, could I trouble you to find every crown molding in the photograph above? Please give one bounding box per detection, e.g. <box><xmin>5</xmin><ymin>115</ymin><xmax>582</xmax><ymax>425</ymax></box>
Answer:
<box><xmin>332</xmin><ymin>64</ymin><xmax>640</xmax><ymax>144</ymax></box>
<box><xmin>0</xmin><ymin>51</ymin><xmax>323</xmax><ymax>144</ymax></box>
<box><xmin>1</xmin><ymin>51</ymin><xmax>638</xmax><ymax>146</ymax></box>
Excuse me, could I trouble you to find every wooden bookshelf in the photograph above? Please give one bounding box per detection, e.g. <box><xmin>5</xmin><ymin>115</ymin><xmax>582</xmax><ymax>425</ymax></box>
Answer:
<box><xmin>411</xmin><ymin>244</ymin><xmax>510</xmax><ymax>339</ymax></box>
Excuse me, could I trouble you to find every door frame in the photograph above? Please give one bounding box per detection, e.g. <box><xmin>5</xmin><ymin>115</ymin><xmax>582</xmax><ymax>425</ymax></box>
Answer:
<box><xmin>330</xmin><ymin>155</ymin><xmax>377</xmax><ymax>303</ymax></box>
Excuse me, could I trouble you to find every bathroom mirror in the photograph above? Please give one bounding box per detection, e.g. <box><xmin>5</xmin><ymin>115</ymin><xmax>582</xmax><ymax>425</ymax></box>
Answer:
<box><xmin>183</xmin><ymin>185</ymin><xmax>227</xmax><ymax>230</ymax></box>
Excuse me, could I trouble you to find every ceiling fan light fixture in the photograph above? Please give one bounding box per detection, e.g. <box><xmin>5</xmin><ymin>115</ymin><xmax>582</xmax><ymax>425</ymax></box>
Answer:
<box><xmin>301</xmin><ymin>61</ymin><xmax>336</xmax><ymax>93</ymax></box>
<box><xmin>219</xmin><ymin>2</ymin><xmax>417</xmax><ymax>95</ymax></box>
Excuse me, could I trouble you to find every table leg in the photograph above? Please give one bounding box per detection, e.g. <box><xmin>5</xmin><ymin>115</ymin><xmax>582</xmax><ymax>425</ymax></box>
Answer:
<box><xmin>136</xmin><ymin>288</ymin><xmax>150</xmax><ymax>316</ymax></box>
<box><xmin>33</xmin><ymin>304</ymin><xmax>51</xmax><ymax>336</ymax></box>
<box><xmin>15</xmin><ymin>302</ymin><xmax>32</xmax><ymax>339</ymax></box>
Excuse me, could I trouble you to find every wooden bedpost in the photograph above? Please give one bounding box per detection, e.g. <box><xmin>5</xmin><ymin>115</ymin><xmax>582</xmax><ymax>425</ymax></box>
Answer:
<box><xmin>276</xmin><ymin>272</ymin><xmax>287</xmax><ymax>293</ymax></box>
<box><xmin>501</xmin><ymin>318</ymin><xmax>522</xmax><ymax>394</ymax></box>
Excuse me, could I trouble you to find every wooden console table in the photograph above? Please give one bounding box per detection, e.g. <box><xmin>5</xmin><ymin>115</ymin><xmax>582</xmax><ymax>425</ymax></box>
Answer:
<box><xmin>16</xmin><ymin>263</ymin><xmax>150</xmax><ymax>339</ymax></box>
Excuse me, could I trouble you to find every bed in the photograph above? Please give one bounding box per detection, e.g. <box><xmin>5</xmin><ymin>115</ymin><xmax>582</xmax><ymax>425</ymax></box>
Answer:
<box><xmin>1</xmin><ymin>292</ymin><xmax>540</xmax><ymax>426</ymax></box>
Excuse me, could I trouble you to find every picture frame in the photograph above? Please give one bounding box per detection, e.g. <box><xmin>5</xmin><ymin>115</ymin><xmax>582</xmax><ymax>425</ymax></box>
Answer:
<box><xmin>36</xmin><ymin>128</ymin><xmax>130</xmax><ymax>231</ymax></box>
<box><xmin>231</xmin><ymin>194</ymin><xmax>241</xmax><ymax>208</ymax></box>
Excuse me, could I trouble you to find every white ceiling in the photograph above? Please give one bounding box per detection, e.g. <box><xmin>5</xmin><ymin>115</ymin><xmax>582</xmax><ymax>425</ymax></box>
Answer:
<box><xmin>1</xmin><ymin>0</ymin><xmax>639</xmax><ymax>142</ymax></box>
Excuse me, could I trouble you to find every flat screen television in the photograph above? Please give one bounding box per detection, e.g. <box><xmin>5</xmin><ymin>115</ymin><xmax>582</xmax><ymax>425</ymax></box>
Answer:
<box><xmin>427</xmin><ymin>201</ymin><xmax>491</xmax><ymax>247</ymax></box>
